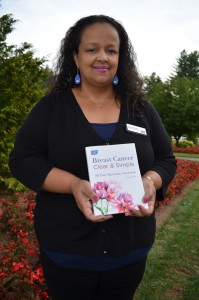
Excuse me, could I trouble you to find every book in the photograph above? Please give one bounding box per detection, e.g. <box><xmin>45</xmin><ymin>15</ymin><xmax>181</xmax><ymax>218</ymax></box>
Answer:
<box><xmin>85</xmin><ymin>143</ymin><xmax>148</xmax><ymax>216</ymax></box>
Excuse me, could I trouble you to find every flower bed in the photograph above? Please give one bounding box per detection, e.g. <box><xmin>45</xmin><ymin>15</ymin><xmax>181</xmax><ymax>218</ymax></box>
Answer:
<box><xmin>157</xmin><ymin>158</ymin><xmax>199</xmax><ymax>207</ymax></box>
<box><xmin>173</xmin><ymin>145</ymin><xmax>199</xmax><ymax>154</ymax></box>
<box><xmin>0</xmin><ymin>158</ymin><xmax>199</xmax><ymax>299</ymax></box>
<box><xmin>0</xmin><ymin>191</ymin><xmax>48</xmax><ymax>299</ymax></box>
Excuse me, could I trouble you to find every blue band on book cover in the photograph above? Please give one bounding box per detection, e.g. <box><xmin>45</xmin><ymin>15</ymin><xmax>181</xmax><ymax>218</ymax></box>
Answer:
<box><xmin>85</xmin><ymin>143</ymin><xmax>148</xmax><ymax>216</ymax></box>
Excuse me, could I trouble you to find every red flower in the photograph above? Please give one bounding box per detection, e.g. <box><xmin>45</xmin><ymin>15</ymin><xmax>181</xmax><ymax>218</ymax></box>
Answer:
<box><xmin>0</xmin><ymin>271</ymin><xmax>8</xmax><ymax>278</ymax></box>
<box><xmin>12</xmin><ymin>262</ymin><xmax>24</xmax><ymax>271</ymax></box>
<box><xmin>18</xmin><ymin>230</ymin><xmax>28</xmax><ymax>237</ymax></box>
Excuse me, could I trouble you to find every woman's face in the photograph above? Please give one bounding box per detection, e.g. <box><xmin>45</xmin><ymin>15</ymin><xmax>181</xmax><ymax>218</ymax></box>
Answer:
<box><xmin>74</xmin><ymin>22</ymin><xmax>120</xmax><ymax>86</ymax></box>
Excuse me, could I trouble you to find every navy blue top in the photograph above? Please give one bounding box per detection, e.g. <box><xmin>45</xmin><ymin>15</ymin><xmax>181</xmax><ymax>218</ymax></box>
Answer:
<box><xmin>92</xmin><ymin>123</ymin><xmax>117</xmax><ymax>141</ymax></box>
<box><xmin>42</xmin><ymin>246</ymin><xmax>150</xmax><ymax>271</ymax></box>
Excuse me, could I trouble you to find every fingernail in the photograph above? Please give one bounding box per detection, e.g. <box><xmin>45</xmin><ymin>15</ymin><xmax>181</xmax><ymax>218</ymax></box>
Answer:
<box><xmin>143</xmin><ymin>197</ymin><xmax>148</xmax><ymax>203</ymax></box>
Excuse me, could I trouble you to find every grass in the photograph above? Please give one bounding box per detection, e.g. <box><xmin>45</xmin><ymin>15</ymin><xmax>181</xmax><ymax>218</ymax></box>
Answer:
<box><xmin>134</xmin><ymin>177</ymin><xmax>199</xmax><ymax>300</ymax></box>
<box><xmin>174</xmin><ymin>152</ymin><xmax>199</xmax><ymax>159</ymax></box>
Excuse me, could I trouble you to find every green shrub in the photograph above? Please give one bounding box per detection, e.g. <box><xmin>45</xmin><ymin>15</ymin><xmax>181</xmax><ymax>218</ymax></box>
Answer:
<box><xmin>178</xmin><ymin>140</ymin><xmax>195</xmax><ymax>148</ymax></box>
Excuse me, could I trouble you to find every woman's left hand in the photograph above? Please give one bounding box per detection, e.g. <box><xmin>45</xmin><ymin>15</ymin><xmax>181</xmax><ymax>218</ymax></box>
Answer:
<box><xmin>125</xmin><ymin>176</ymin><xmax>156</xmax><ymax>217</ymax></box>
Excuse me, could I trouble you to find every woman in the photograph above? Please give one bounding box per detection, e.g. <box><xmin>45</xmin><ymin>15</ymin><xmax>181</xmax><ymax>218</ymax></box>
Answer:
<box><xmin>9</xmin><ymin>15</ymin><xmax>177</xmax><ymax>300</ymax></box>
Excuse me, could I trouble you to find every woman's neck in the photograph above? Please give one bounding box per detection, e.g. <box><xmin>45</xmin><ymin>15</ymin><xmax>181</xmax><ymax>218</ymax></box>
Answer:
<box><xmin>72</xmin><ymin>84</ymin><xmax>116</xmax><ymax>106</ymax></box>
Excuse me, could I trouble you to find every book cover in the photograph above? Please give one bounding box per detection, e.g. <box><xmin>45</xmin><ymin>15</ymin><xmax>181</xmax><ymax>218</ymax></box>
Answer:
<box><xmin>85</xmin><ymin>143</ymin><xmax>148</xmax><ymax>216</ymax></box>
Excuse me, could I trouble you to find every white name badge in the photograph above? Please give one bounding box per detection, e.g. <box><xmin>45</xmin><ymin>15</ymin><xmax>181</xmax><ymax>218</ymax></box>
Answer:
<box><xmin>126</xmin><ymin>124</ymin><xmax>147</xmax><ymax>136</ymax></box>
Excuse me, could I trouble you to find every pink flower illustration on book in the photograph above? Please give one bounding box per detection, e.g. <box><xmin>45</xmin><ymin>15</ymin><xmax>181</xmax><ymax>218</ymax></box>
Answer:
<box><xmin>92</xmin><ymin>180</ymin><xmax>135</xmax><ymax>215</ymax></box>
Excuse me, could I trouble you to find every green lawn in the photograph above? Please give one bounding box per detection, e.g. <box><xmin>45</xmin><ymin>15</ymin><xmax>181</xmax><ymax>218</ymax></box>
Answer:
<box><xmin>134</xmin><ymin>178</ymin><xmax>199</xmax><ymax>300</ymax></box>
<box><xmin>174</xmin><ymin>152</ymin><xmax>199</xmax><ymax>159</ymax></box>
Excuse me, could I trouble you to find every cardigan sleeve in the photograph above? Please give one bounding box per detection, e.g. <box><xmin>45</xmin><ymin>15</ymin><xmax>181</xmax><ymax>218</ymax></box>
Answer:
<box><xmin>146</xmin><ymin>102</ymin><xmax>177</xmax><ymax>200</ymax></box>
<box><xmin>9</xmin><ymin>94</ymin><xmax>54</xmax><ymax>193</ymax></box>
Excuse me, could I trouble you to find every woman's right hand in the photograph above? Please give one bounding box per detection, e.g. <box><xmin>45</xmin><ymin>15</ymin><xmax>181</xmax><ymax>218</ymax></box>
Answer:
<box><xmin>71</xmin><ymin>178</ymin><xmax>113</xmax><ymax>222</ymax></box>
<box><xmin>42</xmin><ymin>168</ymin><xmax>112</xmax><ymax>222</ymax></box>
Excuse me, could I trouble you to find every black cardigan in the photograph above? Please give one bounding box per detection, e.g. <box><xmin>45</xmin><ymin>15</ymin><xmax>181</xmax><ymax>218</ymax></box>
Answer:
<box><xmin>9</xmin><ymin>90</ymin><xmax>177</xmax><ymax>256</ymax></box>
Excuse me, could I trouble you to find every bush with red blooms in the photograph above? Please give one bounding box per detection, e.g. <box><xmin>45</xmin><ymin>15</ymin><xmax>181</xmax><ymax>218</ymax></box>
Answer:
<box><xmin>173</xmin><ymin>145</ymin><xmax>199</xmax><ymax>154</ymax></box>
<box><xmin>157</xmin><ymin>158</ymin><xmax>199</xmax><ymax>207</ymax></box>
<box><xmin>0</xmin><ymin>158</ymin><xmax>199</xmax><ymax>299</ymax></box>
<box><xmin>0</xmin><ymin>191</ymin><xmax>49</xmax><ymax>299</ymax></box>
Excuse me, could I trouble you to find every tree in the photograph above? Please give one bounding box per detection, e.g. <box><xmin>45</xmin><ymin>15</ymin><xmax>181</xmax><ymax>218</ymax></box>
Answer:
<box><xmin>143</xmin><ymin>72</ymin><xmax>162</xmax><ymax>95</ymax></box>
<box><xmin>0</xmin><ymin>14</ymin><xmax>17</xmax><ymax>44</ymax></box>
<box><xmin>163</xmin><ymin>77</ymin><xmax>199</xmax><ymax>145</ymax></box>
<box><xmin>0</xmin><ymin>14</ymin><xmax>51</xmax><ymax>190</ymax></box>
<box><xmin>144</xmin><ymin>71</ymin><xmax>199</xmax><ymax>145</ymax></box>
<box><xmin>172</xmin><ymin>50</ymin><xmax>199</xmax><ymax>79</ymax></box>
<box><xmin>144</xmin><ymin>73</ymin><xmax>172</xmax><ymax>127</ymax></box>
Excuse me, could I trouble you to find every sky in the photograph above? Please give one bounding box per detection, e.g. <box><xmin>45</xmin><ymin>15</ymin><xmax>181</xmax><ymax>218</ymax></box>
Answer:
<box><xmin>1</xmin><ymin>0</ymin><xmax>199</xmax><ymax>80</ymax></box>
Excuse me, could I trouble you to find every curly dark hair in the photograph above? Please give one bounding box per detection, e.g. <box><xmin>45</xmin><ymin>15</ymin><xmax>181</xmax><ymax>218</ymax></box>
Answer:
<box><xmin>50</xmin><ymin>15</ymin><xmax>147</xmax><ymax>112</ymax></box>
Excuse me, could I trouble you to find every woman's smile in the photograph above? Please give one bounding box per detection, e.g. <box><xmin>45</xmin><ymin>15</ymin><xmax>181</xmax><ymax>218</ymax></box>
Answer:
<box><xmin>94</xmin><ymin>66</ymin><xmax>109</xmax><ymax>73</ymax></box>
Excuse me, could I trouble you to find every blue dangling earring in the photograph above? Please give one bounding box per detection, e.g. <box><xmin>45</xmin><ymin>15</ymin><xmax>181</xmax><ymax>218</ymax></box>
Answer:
<box><xmin>75</xmin><ymin>68</ymin><xmax>81</xmax><ymax>85</ymax></box>
<box><xmin>112</xmin><ymin>74</ymin><xmax>119</xmax><ymax>86</ymax></box>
